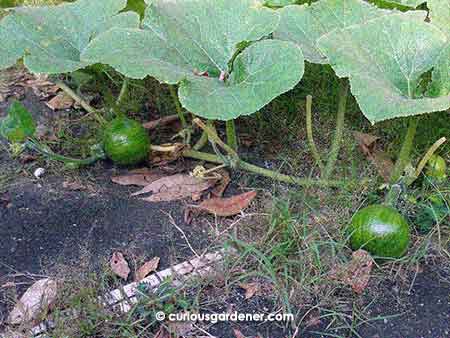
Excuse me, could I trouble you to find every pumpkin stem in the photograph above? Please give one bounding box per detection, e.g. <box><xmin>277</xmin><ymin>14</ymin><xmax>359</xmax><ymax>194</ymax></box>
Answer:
<box><xmin>324</xmin><ymin>79</ymin><xmax>349</xmax><ymax>179</ymax></box>
<box><xmin>305</xmin><ymin>94</ymin><xmax>324</xmax><ymax>172</ymax></box>
<box><xmin>390</xmin><ymin>117</ymin><xmax>419</xmax><ymax>183</ymax></box>
<box><xmin>226</xmin><ymin>120</ymin><xmax>238</xmax><ymax>152</ymax></box>
<box><xmin>384</xmin><ymin>183</ymin><xmax>402</xmax><ymax>207</ymax></box>
<box><xmin>55</xmin><ymin>81</ymin><xmax>107</xmax><ymax>126</ymax></box>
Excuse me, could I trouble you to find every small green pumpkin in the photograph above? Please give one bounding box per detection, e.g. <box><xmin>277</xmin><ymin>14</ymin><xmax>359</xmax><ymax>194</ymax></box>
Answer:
<box><xmin>348</xmin><ymin>205</ymin><xmax>410</xmax><ymax>258</ymax></box>
<box><xmin>103</xmin><ymin>117</ymin><xmax>150</xmax><ymax>166</ymax></box>
<box><xmin>426</xmin><ymin>155</ymin><xmax>447</xmax><ymax>180</ymax></box>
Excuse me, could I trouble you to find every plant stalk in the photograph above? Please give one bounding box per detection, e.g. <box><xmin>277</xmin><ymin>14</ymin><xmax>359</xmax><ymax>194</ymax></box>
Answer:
<box><xmin>25</xmin><ymin>139</ymin><xmax>105</xmax><ymax>166</ymax></box>
<box><xmin>168</xmin><ymin>85</ymin><xmax>187</xmax><ymax>129</ymax></box>
<box><xmin>116</xmin><ymin>77</ymin><xmax>129</xmax><ymax>107</ymax></box>
<box><xmin>390</xmin><ymin>118</ymin><xmax>419</xmax><ymax>183</ymax></box>
<box><xmin>193</xmin><ymin>118</ymin><xmax>239</xmax><ymax>160</ymax></box>
<box><xmin>56</xmin><ymin>81</ymin><xmax>107</xmax><ymax>126</ymax></box>
<box><xmin>414</xmin><ymin>137</ymin><xmax>447</xmax><ymax>179</ymax></box>
<box><xmin>183</xmin><ymin>149</ymin><xmax>346</xmax><ymax>188</ymax></box>
<box><xmin>226</xmin><ymin>120</ymin><xmax>238</xmax><ymax>151</ymax></box>
<box><xmin>324</xmin><ymin>80</ymin><xmax>349</xmax><ymax>179</ymax></box>
<box><xmin>305</xmin><ymin>95</ymin><xmax>324</xmax><ymax>172</ymax></box>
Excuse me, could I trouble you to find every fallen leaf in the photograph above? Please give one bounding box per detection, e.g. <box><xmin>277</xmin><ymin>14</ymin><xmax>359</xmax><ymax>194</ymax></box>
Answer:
<box><xmin>132</xmin><ymin>174</ymin><xmax>217</xmax><ymax>202</ymax></box>
<box><xmin>239</xmin><ymin>282</ymin><xmax>260</xmax><ymax>299</ymax></box>
<box><xmin>233</xmin><ymin>329</ymin><xmax>247</xmax><ymax>338</ymax></box>
<box><xmin>62</xmin><ymin>180</ymin><xmax>85</xmax><ymax>191</ymax></box>
<box><xmin>211</xmin><ymin>169</ymin><xmax>231</xmax><ymax>197</ymax></box>
<box><xmin>150</xmin><ymin>143</ymin><xmax>186</xmax><ymax>166</ymax></box>
<box><xmin>329</xmin><ymin>249</ymin><xmax>373</xmax><ymax>294</ymax></box>
<box><xmin>353</xmin><ymin>132</ymin><xmax>379</xmax><ymax>148</ymax></box>
<box><xmin>8</xmin><ymin>278</ymin><xmax>57</xmax><ymax>325</ymax></box>
<box><xmin>24</xmin><ymin>74</ymin><xmax>59</xmax><ymax>100</ymax></box>
<box><xmin>111</xmin><ymin>169</ymin><xmax>164</xmax><ymax>187</ymax></box>
<box><xmin>354</xmin><ymin>132</ymin><xmax>394</xmax><ymax>182</ymax></box>
<box><xmin>1</xmin><ymin>281</ymin><xmax>16</xmax><ymax>289</ymax></box>
<box><xmin>110</xmin><ymin>252</ymin><xmax>130</xmax><ymax>280</ymax></box>
<box><xmin>3</xmin><ymin>328</ymin><xmax>28</xmax><ymax>338</ymax></box>
<box><xmin>0</xmin><ymin>67</ymin><xmax>28</xmax><ymax>102</ymax></box>
<box><xmin>168</xmin><ymin>320</ymin><xmax>195</xmax><ymax>336</ymax></box>
<box><xmin>135</xmin><ymin>257</ymin><xmax>160</xmax><ymax>282</ymax></box>
<box><xmin>154</xmin><ymin>326</ymin><xmax>170</xmax><ymax>338</ymax></box>
<box><xmin>46</xmin><ymin>92</ymin><xmax>74</xmax><ymax>110</ymax></box>
<box><xmin>194</xmin><ymin>191</ymin><xmax>257</xmax><ymax>217</ymax></box>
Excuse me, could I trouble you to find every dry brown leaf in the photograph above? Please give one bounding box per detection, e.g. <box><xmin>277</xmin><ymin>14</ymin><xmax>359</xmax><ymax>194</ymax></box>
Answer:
<box><xmin>233</xmin><ymin>329</ymin><xmax>247</xmax><ymax>338</ymax></box>
<box><xmin>194</xmin><ymin>191</ymin><xmax>257</xmax><ymax>217</ymax></box>
<box><xmin>1</xmin><ymin>281</ymin><xmax>16</xmax><ymax>289</ymax></box>
<box><xmin>154</xmin><ymin>326</ymin><xmax>170</xmax><ymax>338</ymax></box>
<box><xmin>46</xmin><ymin>92</ymin><xmax>74</xmax><ymax>110</ymax></box>
<box><xmin>3</xmin><ymin>328</ymin><xmax>28</xmax><ymax>338</ymax></box>
<box><xmin>0</xmin><ymin>67</ymin><xmax>28</xmax><ymax>102</ymax></box>
<box><xmin>132</xmin><ymin>174</ymin><xmax>217</xmax><ymax>202</ymax></box>
<box><xmin>62</xmin><ymin>180</ymin><xmax>85</xmax><ymax>191</ymax></box>
<box><xmin>111</xmin><ymin>169</ymin><xmax>164</xmax><ymax>187</ymax></box>
<box><xmin>211</xmin><ymin>169</ymin><xmax>231</xmax><ymax>197</ymax></box>
<box><xmin>110</xmin><ymin>252</ymin><xmax>130</xmax><ymax>280</ymax></box>
<box><xmin>168</xmin><ymin>320</ymin><xmax>195</xmax><ymax>336</ymax></box>
<box><xmin>150</xmin><ymin>143</ymin><xmax>186</xmax><ymax>166</ymax></box>
<box><xmin>239</xmin><ymin>282</ymin><xmax>260</xmax><ymax>299</ymax></box>
<box><xmin>8</xmin><ymin>278</ymin><xmax>57</xmax><ymax>325</ymax></box>
<box><xmin>353</xmin><ymin>132</ymin><xmax>394</xmax><ymax>182</ymax></box>
<box><xmin>329</xmin><ymin>249</ymin><xmax>373</xmax><ymax>294</ymax></box>
<box><xmin>135</xmin><ymin>257</ymin><xmax>160</xmax><ymax>282</ymax></box>
<box><xmin>24</xmin><ymin>74</ymin><xmax>59</xmax><ymax>100</ymax></box>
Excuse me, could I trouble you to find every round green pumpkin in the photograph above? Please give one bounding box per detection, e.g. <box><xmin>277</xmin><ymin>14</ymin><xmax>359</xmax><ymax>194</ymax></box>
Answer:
<box><xmin>103</xmin><ymin>117</ymin><xmax>150</xmax><ymax>165</ymax></box>
<box><xmin>348</xmin><ymin>205</ymin><xmax>410</xmax><ymax>258</ymax></box>
<box><xmin>426</xmin><ymin>155</ymin><xmax>447</xmax><ymax>180</ymax></box>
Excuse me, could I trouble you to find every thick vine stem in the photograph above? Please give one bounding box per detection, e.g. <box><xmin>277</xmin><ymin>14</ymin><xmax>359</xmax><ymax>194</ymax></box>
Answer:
<box><xmin>390</xmin><ymin>118</ymin><xmax>419</xmax><ymax>183</ymax></box>
<box><xmin>414</xmin><ymin>137</ymin><xmax>447</xmax><ymax>179</ymax></box>
<box><xmin>116</xmin><ymin>77</ymin><xmax>129</xmax><ymax>107</ymax></box>
<box><xmin>226</xmin><ymin>120</ymin><xmax>238</xmax><ymax>151</ymax></box>
<box><xmin>324</xmin><ymin>80</ymin><xmax>349</xmax><ymax>179</ymax></box>
<box><xmin>305</xmin><ymin>95</ymin><xmax>324</xmax><ymax>172</ymax></box>
<box><xmin>25</xmin><ymin>139</ymin><xmax>105</xmax><ymax>166</ymax></box>
<box><xmin>187</xmin><ymin>118</ymin><xmax>350</xmax><ymax>188</ymax></box>
<box><xmin>183</xmin><ymin>149</ymin><xmax>347</xmax><ymax>188</ymax></box>
<box><xmin>168</xmin><ymin>85</ymin><xmax>187</xmax><ymax>129</ymax></box>
<box><xmin>56</xmin><ymin>81</ymin><xmax>107</xmax><ymax>126</ymax></box>
<box><xmin>193</xmin><ymin>118</ymin><xmax>239</xmax><ymax>160</ymax></box>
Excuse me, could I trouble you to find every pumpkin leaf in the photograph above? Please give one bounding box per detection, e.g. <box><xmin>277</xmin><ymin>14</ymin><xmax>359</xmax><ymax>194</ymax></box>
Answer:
<box><xmin>0</xmin><ymin>101</ymin><xmax>36</xmax><ymax>142</ymax></box>
<box><xmin>0</xmin><ymin>0</ymin><xmax>139</xmax><ymax>73</ymax></box>
<box><xmin>427</xmin><ymin>0</ymin><xmax>450</xmax><ymax>97</ymax></box>
<box><xmin>317</xmin><ymin>12</ymin><xmax>450</xmax><ymax>123</ymax></box>
<box><xmin>273</xmin><ymin>0</ymin><xmax>393</xmax><ymax>64</ymax></box>
<box><xmin>81</xmin><ymin>0</ymin><xmax>304</xmax><ymax>121</ymax></box>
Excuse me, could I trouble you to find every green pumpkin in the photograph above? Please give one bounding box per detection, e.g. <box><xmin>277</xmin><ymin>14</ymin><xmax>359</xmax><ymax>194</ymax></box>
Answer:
<box><xmin>347</xmin><ymin>205</ymin><xmax>410</xmax><ymax>258</ymax></box>
<box><xmin>103</xmin><ymin>117</ymin><xmax>150</xmax><ymax>165</ymax></box>
<box><xmin>426</xmin><ymin>155</ymin><xmax>447</xmax><ymax>180</ymax></box>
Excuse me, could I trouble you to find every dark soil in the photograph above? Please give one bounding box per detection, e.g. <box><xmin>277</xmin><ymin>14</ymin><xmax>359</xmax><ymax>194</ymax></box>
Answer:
<box><xmin>1</xmin><ymin>90</ymin><xmax>449</xmax><ymax>338</ymax></box>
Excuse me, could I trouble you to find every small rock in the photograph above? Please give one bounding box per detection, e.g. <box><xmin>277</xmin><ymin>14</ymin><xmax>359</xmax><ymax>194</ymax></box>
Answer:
<box><xmin>33</xmin><ymin>167</ymin><xmax>46</xmax><ymax>179</ymax></box>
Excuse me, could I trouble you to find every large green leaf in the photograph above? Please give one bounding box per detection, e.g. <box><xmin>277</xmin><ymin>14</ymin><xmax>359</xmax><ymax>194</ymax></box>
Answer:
<box><xmin>317</xmin><ymin>13</ymin><xmax>450</xmax><ymax>124</ymax></box>
<box><xmin>0</xmin><ymin>101</ymin><xmax>36</xmax><ymax>143</ymax></box>
<box><xmin>179</xmin><ymin>40</ymin><xmax>304</xmax><ymax>120</ymax></box>
<box><xmin>0</xmin><ymin>0</ymin><xmax>139</xmax><ymax>73</ymax></box>
<box><xmin>273</xmin><ymin>0</ymin><xmax>393</xmax><ymax>64</ymax></box>
<box><xmin>82</xmin><ymin>0</ymin><xmax>305</xmax><ymax>120</ymax></box>
<box><xmin>428</xmin><ymin>0</ymin><xmax>450</xmax><ymax>97</ymax></box>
